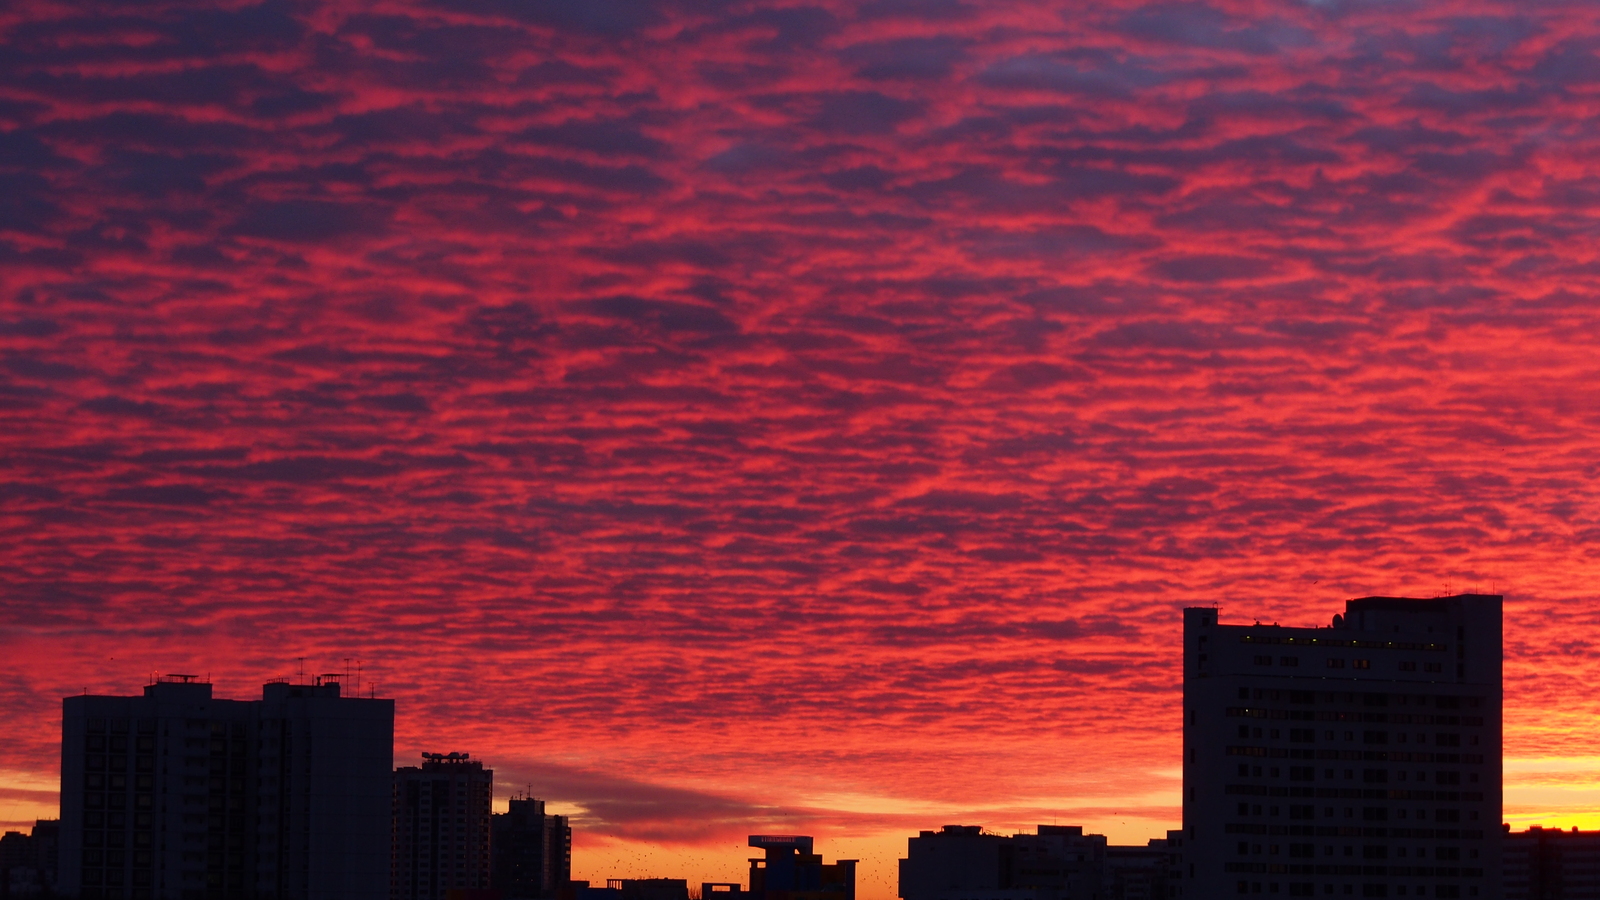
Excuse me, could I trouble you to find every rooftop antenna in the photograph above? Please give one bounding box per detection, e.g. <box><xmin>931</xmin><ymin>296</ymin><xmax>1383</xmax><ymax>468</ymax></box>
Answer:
<box><xmin>297</xmin><ymin>657</ymin><xmax>306</xmax><ymax>683</ymax></box>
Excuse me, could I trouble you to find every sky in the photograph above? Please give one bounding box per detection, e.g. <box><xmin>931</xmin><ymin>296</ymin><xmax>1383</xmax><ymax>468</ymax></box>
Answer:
<box><xmin>5</xmin><ymin>0</ymin><xmax>1600</xmax><ymax>894</ymax></box>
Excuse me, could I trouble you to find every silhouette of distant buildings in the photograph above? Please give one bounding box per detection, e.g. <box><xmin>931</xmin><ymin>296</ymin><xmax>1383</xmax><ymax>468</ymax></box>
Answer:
<box><xmin>30</xmin><ymin>604</ymin><xmax>1588</xmax><ymax>900</ymax></box>
<box><xmin>897</xmin><ymin>825</ymin><xmax>1179</xmax><ymax>900</ymax></box>
<box><xmin>1</xmin><ymin>819</ymin><xmax>58</xmax><ymax>896</ymax></box>
<box><xmin>1503</xmin><ymin>825</ymin><xmax>1600</xmax><ymax>899</ymax></box>
<box><xmin>565</xmin><ymin>878</ymin><xmax>689</xmax><ymax>900</ymax></box>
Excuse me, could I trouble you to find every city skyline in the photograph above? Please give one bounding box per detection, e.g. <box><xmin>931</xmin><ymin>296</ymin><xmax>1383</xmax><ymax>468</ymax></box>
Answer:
<box><xmin>9</xmin><ymin>1</ymin><xmax>1600</xmax><ymax>899</ymax></box>
<box><xmin>2</xmin><ymin>595</ymin><xmax>1586</xmax><ymax>899</ymax></box>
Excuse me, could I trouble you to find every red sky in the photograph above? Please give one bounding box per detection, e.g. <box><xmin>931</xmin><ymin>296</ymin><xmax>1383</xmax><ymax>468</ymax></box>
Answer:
<box><xmin>4</xmin><ymin>0</ymin><xmax>1600</xmax><ymax>895</ymax></box>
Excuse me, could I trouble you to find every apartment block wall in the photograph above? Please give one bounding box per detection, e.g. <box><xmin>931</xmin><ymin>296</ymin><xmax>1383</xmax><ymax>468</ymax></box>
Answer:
<box><xmin>1183</xmin><ymin>595</ymin><xmax>1502</xmax><ymax>899</ymax></box>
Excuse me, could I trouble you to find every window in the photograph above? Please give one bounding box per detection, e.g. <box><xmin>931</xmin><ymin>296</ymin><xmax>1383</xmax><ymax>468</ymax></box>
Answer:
<box><xmin>1327</xmin><ymin>659</ymin><xmax>1345</xmax><ymax>669</ymax></box>
<box><xmin>1425</xmin><ymin>662</ymin><xmax>1443</xmax><ymax>673</ymax></box>
<box><xmin>1399</xmin><ymin>661</ymin><xmax>1416</xmax><ymax>671</ymax></box>
<box><xmin>1254</xmin><ymin>655</ymin><xmax>1273</xmax><ymax>665</ymax></box>
<box><xmin>1280</xmin><ymin>656</ymin><xmax>1299</xmax><ymax>667</ymax></box>
<box><xmin>1352</xmin><ymin>659</ymin><xmax>1371</xmax><ymax>669</ymax></box>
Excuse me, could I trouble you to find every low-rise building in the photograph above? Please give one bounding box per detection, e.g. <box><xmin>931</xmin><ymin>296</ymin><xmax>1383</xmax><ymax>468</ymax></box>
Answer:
<box><xmin>899</xmin><ymin>825</ymin><xmax>1185</xmax><ymax>900</ymax></box>
<box><xmin>1</xmin><ymin>820</ymin><xmax>58</xmax><ymax>897</ymax></box>
<box><xmin>1504</xmin><ymin>825</ymin><xmax>1600</xmax><ymax>899</ymax></box>
<box><xmin>748</xmin><ymin>835</ymin><xmax>856</xmax><ymax>900</ymax></box>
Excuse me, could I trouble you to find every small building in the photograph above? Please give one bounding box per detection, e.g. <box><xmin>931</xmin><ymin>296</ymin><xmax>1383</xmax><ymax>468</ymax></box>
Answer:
<box><xmin>1504</xmin><ymin>825</ymin><xmax>1600</xmax><ymax>899</ymax></box>
<box><xmin>1</xmin><ymin>820</ymin><xmax>58</xmax><ymax>896</ymax></box>
<box><xmin>748</xmin><ymin>835</ymin><xmax>856</xmax><ymax>900</ymax></box>
<box><xmin>564</xmin><ymin>879</ymin><xmax>688</xmax><ymax>900</ymax></box>
<box><xmin>702</xmin><ymin>883</ymin><xmax>752</xmax><ymax>900</ymax></box>
<box><xmin>1104</xmin><ymin>837</ymin><xmax>1171</xmax><ymax>900</ymax></box>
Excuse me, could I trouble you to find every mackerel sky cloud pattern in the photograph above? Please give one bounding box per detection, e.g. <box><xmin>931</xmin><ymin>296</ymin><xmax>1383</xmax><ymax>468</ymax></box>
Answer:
<box><xmin>6</xmin><ymin>0</ymin><xmax>1600</xmax><ymax>891</ymax></box>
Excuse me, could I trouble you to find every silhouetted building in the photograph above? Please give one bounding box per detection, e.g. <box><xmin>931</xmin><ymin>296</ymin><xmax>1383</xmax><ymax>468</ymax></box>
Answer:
<box><xmin>1504</xmin><ymin>825</ymin><xmax>1600</xmax><ymax>899</ymax></box>
<box><xmin>564</xmin><ymin>880</ymin><xmax>685</xmax><ymax>900</ymax></box>
<box><xmin>702</xmin><ymin>884</ymin><xmax>751</xmax><ymax>900</ymax></box>
<box><xmin>1159</xmin><ymin>830</ymin><xmax>1181</xmax><ymax>898</ymax></box>
<box><xmin>491</xmin><ymin>796</ymin><xmax>569</xmax><ymax>899</ymax></box>
<box><xmin>1183</xmin><ymin>595</ymin><xmax>1503</xmax><ymax>898</ymax></box>
<box><xmin>748</xmin><ymin>836</ymin><xmax>855</xmax><ymax>900</ymax></box>
<box><xmin>899</xmin><ymin>825</ymin><xmax>1018</xmax><ymax>900</ymax></box>
<box><xmin>1105</xmin><ymin>837</ymin><xmax>1172</xmax><ymax>900</ymax></box>
<box><xmin>1</xmin><ymin>819</ymin><xmax>58</xmax><ymax>897</ymax></box>
<box><xmin>58</xmin><ymin>675</ymin><xmax>393</xmax><ymax>900</ymax></box>
<box><xmin>394</xmin><ymin>753</ymin><xmax>494</xmax><ymax>900</ymax></box>
<box><xmin>898</xmin><ymin>824</ymin><xmax>1107</xmax><ymax>900</ymax></box>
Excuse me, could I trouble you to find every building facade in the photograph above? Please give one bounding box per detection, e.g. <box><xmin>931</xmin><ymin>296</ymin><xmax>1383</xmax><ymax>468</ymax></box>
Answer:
<box><xmin>491</xmin><ymin>796</ymin><xmax>570</xmax><ymax>899</ymax></box>
<box><xmin>1182</xmin><ymin>594</ymin><xmax>1503</xmax><ymax>898</ymax></box>
<box><xmin>58</xmin><ymin>675</ymin><xmax>394</xmax><ymax>900</ymax></box>
<box><xmin>1504</xmin><ymin>826</ymin><xmax>1600</xmax><ymax>899</ymax></box>
<box><xmin>392</xmin><ymin>753</ymin><xmax>493</xmax><ymax>900</ymax></box>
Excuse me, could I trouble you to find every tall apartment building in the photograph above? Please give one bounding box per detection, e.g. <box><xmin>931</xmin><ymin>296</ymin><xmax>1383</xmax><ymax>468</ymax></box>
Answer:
<box><xmin>491</xmin><ymin>796</ymin><xmax>571</xmax><ymax>899</ymax></box>
<box><xmin>58</xmin><ymin>675</ymin><xmax>394</xmax><ymax>900</ymax></box>
<box><xmin>1182</xmin><ymin>594</ymin><xmax>1503</xmax><ymax>898</ymax></box>
<box><xmin>392</xmin><ymin>753</ymin><xmax>493</xmax><ymax>900</ymax></box>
